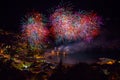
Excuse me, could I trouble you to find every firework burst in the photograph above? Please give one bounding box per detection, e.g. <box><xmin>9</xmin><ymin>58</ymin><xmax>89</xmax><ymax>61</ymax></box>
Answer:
<box><xmin>50</xmin><ymin>8</ymin><xmax>102</xmax><ymax>44</ymax></box>
<box><xmin>22</xmin><ymin>12</ymin><xmax>49</xmax><ymax>48</ymax></box>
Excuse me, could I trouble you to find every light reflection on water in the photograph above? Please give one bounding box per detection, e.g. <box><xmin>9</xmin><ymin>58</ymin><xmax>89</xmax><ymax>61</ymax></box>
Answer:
<box><xmin>47</xmin><ymin>52</ymin><xmax>119</xmax><ymax>65</ymax></box>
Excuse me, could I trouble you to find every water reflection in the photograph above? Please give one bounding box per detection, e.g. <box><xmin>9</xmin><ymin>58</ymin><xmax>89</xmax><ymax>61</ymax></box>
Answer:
<box><xmin>46</xmin><ymin>52</ymin><xmax>120</xmax><ymax>65</ymax></box>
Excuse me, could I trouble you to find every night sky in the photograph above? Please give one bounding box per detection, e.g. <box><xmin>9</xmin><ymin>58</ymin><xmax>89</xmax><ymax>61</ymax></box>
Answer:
<box><xmin>0</xmin><ymin>0</ymin><xmax>120</xmax><ymax>39</ymax></box>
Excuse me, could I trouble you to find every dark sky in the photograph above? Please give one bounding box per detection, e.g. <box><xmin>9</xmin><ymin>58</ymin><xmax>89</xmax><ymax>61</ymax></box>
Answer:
<box><xmin>0</xmin><ymin>0</ymin><xmax>119</xmax><ymax>38</ymax></box>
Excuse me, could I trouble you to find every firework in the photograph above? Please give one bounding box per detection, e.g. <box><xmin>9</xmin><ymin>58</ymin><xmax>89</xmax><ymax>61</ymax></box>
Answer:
<box><xmin>50</xmin><ymin>8</ymin><xmax>102</xmax><ymax>44</ymax></box>
<box><xmin>22</xmin><ymin>12</ymin><xmax>49</xmax><ymax>48</ymax></box>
